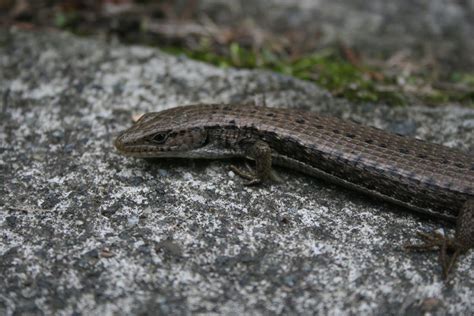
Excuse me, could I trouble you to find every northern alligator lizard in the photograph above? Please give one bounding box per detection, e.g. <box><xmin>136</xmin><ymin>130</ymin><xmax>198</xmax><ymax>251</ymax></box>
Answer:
<box><xmin>114</xmin><ymin>103</ymin><xmax>474</xmax><ymax>278</ymax></box>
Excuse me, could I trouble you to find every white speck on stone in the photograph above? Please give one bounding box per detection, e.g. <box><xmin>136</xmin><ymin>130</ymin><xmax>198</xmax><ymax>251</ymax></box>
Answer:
<box><xmin>127</xmin><ymin>215</ymin><xmax>139</xmax><ymax>227</ymax></box>
<box><xmin>9</xmin><ymin>79</ymin><xmax>29</xmax><ymax>92</ymax></box>
<box><xmin>48</xmin><ymin>176</ymin><xmax>65</xmax><ymax>185</ymax></box>
<box><xmin>134</xmin><ymin>240</ymin><xmax>145</xmax><ymax>248</ymax></box>
<box><xmin>142</xmin><ymin>207</ymin><xmax>153</xmax><ymax>216</ymax></box>
<box><xmin>182</xmin><ymin>172</ymin><xmax>194</xmax><ymax>181</ymax></box>
<box><xmin>461</xmin><ymin>119</ymin><xmax>474</xmax><ymax>128</ymax></box>
<box><xmin>296</xmin><ymin>208</ymin><xmax>321</xmax><ymax>227</ymax></box>
<box><xmin>28</xmin><ymin>81</ymin><xmax>66</xmax><ymax>99</ymax></box>
<box><xmin>158</xmin><ymin>169</ymin><xmax>168</xmax><ymax>177</ymax></box>
<box><xmin>129</xmin><ymin>46</ymin><xmax>155</xmax><ymax>58</ymax></box>
<box><xmin>188</xmin><ymin>194</ymin><xmax>207</xmax><ymax>204</ymax></box>
<box><xmin>311</xmin><ymin>242</ymin><xmax>334</xmax><ymax>256</ymax></box>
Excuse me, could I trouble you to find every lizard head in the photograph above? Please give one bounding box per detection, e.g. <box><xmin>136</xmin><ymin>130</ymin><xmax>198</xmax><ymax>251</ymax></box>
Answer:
<box><xmin>114</xmin><ymin>109</ymin><xmax>209</xmax><ymax>158</ymax></box>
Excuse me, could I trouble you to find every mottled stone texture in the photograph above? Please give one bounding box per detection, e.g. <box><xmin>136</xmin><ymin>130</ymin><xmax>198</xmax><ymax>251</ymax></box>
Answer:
<box><xmin>0</xmin><ymin>30</ymin><xmax>473</xmax><ymax>315</ymax></box>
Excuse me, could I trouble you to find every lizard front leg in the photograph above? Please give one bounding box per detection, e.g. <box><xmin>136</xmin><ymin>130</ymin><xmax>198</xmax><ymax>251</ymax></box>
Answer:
<box><xmin>230</xmin><ymin>140</ymin><xmax>280</xmax><ymax>185</ymax></box>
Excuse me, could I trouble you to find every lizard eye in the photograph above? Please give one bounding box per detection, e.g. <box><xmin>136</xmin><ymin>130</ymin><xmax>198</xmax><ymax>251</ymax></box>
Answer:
<box><xmin>150</xmin><ymin>132</ymin><xmax>169</xmax><ymax>144</ymax></box>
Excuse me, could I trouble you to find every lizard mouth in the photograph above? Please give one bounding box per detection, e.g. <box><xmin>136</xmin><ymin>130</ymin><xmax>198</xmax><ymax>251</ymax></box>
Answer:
<box><xmin>113</xmin><ymin>135</ymin><xmax>188</xmax><ymax>158</ymax></box>
<box><xmin>114</xmin><ymin>137</ymin><xmax>159</xmax><ymax>156</ymax></box>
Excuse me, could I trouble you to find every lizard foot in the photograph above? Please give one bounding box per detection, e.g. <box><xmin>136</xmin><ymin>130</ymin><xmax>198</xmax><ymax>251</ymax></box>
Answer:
<box><xmin>229</xmin><ymin>161</ymin><xmax>281</xmax><ymax>186</ymax></box>
<box><xmin>405</xmin><ymin>230</ymin><xmax>463</xmax><ymax>280</ymax></box>
<box><xmin>230</xmin><ymin>164</ymin><xmax>262</xmax><ymax>186</ymax></box>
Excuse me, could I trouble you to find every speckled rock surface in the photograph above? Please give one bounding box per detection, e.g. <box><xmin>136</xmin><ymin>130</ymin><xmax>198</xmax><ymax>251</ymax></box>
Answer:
<box><xmin>0</xmin><ymin>30</ymin><xmax>473</xmax><ymax>315</ymax></box>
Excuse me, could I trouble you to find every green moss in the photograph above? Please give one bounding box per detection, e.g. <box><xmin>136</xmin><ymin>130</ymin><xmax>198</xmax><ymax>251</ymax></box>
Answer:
<box><xmin>451</xmin><ymin>73</ymin><xmax>474</xmax><ymax>86</ymax></box>
<box><xmin>21</xmin><ymin>2</ymin><xmax>471</xmax><ymax>107</ymax></box>
<box><xmin>58</xmin><ymin>15</ymin><xmax>471</xmax><ymax>107</ymax></box>
<box><xmin>54</xmin><ymin>12</ymin><xmax>80</xmax><ymax>29</ymax></box>
<box><xmin>163</xmin><ymin>43</ymin><xmax>409</xmax><ymax>105</ymax></box>
<box><xmin>424</xmin><ymin>90</ymin><xmax>473</xmax><ymax>107</ymax></box>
